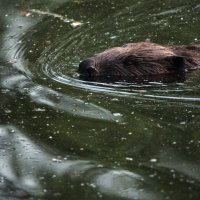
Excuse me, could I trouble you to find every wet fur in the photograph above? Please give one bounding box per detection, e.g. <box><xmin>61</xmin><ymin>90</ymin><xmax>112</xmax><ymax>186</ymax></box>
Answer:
<box><xmin>78</xmin><ymin>42</ymin><xmax>200</xmax><ymax>82</ymax></box>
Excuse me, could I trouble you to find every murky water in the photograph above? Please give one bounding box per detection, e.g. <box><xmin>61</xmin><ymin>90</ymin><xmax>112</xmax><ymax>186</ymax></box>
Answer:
<box><xmin>0</xmin><ymin>0</ymin><xmax>200</xmax><ymax>199</ymax></box>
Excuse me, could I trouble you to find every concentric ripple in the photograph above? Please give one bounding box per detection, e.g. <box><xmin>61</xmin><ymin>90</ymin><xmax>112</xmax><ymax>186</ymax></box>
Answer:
<box><xmin>39</xmin><ymin>28</ymin><xmax>200</xmax><ymax>103</ymax></box>
<box><xmin>11</xmin><ymin>0</ymin><xmax>200</xmax><ymax>103</ymax></box>
<box><xmin>1</xmin><ymin>1</ymin><xmax>200</xmax><ymax>200</ymax></box>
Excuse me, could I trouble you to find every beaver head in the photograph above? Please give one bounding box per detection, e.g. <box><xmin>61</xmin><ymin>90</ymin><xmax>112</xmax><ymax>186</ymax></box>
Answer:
<box><xmin>78</xmin><ymin>42</ymin><xmax>193</xmax><ymax>81</ymax></box>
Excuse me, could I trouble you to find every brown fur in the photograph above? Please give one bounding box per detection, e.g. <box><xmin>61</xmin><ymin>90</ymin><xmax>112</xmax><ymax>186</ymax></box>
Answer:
<box><xmin>78</xmin><ymin>41</ymin><xmax>200</xmax><ymax>81</ymax></box>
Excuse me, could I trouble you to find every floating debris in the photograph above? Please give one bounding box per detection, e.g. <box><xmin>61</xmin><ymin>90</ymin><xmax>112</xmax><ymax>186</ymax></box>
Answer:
<box><xmin>19</xmin><ymin>10</ymin><xmax>31</xmax><ymax>17</ymax></box>
<box><xmin>30</xmin><ymin>9</ymin><xmax>83</xmax><ymax>28</ymax></box>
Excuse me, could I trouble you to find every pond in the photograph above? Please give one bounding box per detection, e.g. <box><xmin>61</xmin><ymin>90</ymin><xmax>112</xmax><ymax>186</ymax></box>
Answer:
<box><xmin>0</xmin><ymin>0</ymin><xmax>200</xmax><ymax>199</ymax></box>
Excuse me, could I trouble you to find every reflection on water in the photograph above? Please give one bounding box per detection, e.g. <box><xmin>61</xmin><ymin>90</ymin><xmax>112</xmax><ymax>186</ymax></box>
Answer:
<box><xmin>0</xmin><ymin>0</ymin><xmax>200</xmax><ymax>199</ymax></box>
<box><xmin>1</xmin><ymin>73</ymin><xmax>119</xmax><ymax>121</ymax></box>
<box><xmin>0</xmin><ymin>125</ymin><xmax>161</xmax><ymax>200</ymax></box>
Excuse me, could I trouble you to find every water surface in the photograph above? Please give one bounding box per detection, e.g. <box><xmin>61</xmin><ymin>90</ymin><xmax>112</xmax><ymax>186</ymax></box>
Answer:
<box><xmin>0</xmin><ymin>0</ymin><xmax>200</xmax><ymax>199</ymax></box>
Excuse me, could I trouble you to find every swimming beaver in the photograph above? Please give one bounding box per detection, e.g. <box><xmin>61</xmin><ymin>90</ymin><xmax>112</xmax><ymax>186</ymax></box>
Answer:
<box><xmin>78</xmin><ymin>41</ymin><xmax>200</xmax><ymax>82</ymax></box>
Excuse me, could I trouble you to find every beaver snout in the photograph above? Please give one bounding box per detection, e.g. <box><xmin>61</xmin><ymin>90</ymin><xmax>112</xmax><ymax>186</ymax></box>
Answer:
<box><xmin>78</xmin><ymin>58</ymin><xmax>97</xmax><ymax>77</ymax></box>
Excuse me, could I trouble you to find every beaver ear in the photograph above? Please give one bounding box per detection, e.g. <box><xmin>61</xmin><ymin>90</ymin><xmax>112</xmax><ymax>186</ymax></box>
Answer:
<box><xmin>164</xmin><ymin>56</ymin><xmax>185</xmax><ymax>73</ymax></box>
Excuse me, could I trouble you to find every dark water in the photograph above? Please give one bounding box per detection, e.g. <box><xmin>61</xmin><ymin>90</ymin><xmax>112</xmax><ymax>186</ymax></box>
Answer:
<box><xmin>0</xmin><ymin>0</ymin><xmax>200</xmax><ymax>199</ymax></box>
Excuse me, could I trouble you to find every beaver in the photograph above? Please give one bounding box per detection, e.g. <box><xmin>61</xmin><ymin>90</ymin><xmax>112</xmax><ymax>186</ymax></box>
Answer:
<box><xmin>78</xmin><ymin>41</ymin><xmax>200</xmax><ymax>82</ymax></box>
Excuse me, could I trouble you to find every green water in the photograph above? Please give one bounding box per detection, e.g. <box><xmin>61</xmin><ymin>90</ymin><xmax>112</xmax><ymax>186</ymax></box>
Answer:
<box><xmin>0</xmin><ymin>0</ymin><xmax>200</xmax><ymax>199</ymax></box>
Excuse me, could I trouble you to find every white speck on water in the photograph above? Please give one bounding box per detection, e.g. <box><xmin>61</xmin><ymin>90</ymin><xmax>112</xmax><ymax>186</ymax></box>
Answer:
<box><xmin>150</xmin><ymin>158</ymin><xmax>157</xmax><ymax>163</ymax></box>
<box><xmin>126</xmin><ymin>157</ymin><xmax>133</xmax><ymax>161</ymax></box>
<box><xmin>71</xmin><ymin>21</ymin><xmax>82</xmax><ymax>28</ymax></box>
<box><xmin>33</xmin><ymin>108</ymin><xmax>46</xmax><ymax>112</ymax></box>
<box><xmin>111</xmin><ymin>98</ymin><xmax>119</xmax><ymax>101</ymax></box>
<box><xmin>43</xmin><ymin>189</ymin><xmax>47</xmax><ymax>193</ymax></box>
<box><xmin>4</xmin><ymin>109</ymin><xmax>12</xmax><ymax>113</ymax></box>
<box><xmin>90</xmin><ymin>183</ymin><xmax>96</xmax><ymax>188</ymax></box>
<box><xmin>110</xmin><ymin>36</ymin><xmax>117</xmax><ymax>39</ymax></box>
<box><xmin>172</xmin><ymin>141</ymin><xmax>177</xmax><ymax>145</ymax></box>
<box><xmin>52</xmin><ymin>175</ymin><xmax>57</xmax><ymax>178</ymax></box>
<box><xmin>52</xmin><ymin>158</ymin><xmax>62</xmax><ymax>163</ymax></box>
<box><xmin>113</xmin><ymin>113</ymin><xmax>122</xmax><ymax>117</ymax></box>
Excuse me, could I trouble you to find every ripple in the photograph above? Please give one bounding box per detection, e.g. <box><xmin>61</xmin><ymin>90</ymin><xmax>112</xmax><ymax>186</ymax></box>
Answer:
<box><xmin>41</xmin><ymin>58</ymin><xmax>200</xmax><ymax>104</ymax></box>
<box><xmin>5</xmin><ymin>1</ymin><xmax>200</xmax><ymax>105</ymax></box>
<box><xmin>1</xmin><ymin>73</ymin><xmax>120</xmax><ymax>121</ymax></box>
<box><xmin>1</xmin><ymin>1</ymin><xmax>200</xmax><ymax>199</ymax></box>
<box><xmin>0</xmin><ymin>125</ymin><xmax>164</xmax><ymax>200</ymax></box>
